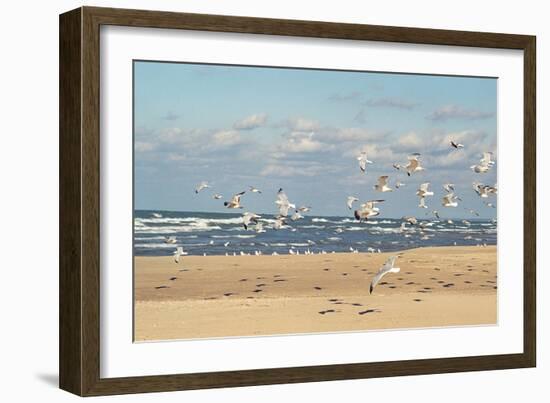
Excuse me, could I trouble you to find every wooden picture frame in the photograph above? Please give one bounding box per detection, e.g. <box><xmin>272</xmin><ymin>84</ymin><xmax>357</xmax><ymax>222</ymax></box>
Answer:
<box><xmin>59</xmin><ymin>6</ymin><xmax>536</xmax><ymax>396</ymax></box>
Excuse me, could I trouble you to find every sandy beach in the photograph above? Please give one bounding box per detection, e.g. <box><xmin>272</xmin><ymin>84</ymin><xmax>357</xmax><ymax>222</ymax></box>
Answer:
<box><xmin>134</xmin><ymin>246</ymin><xmax>497</xmax><ymax>341</ymax></box>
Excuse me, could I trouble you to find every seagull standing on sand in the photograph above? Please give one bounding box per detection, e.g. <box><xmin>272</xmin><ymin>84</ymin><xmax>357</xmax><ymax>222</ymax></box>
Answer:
<box><xmin>275</xmin><ymin>188</ymin><xmax>296</xmax><ymax>217</ymax></box>
<box><xmin>347</xmin><ymin>196</ymin><xmax>359</xmax><ymax>210</ymax></box>
<box><xmin>405</xmin><ymin>153</ymin><xmax>425</xmax><ymax>176</ymax></box>
<box><xmin>242</xmin><ymin>212</ymin><xmax>261</xmax><ymax>230</ymax></box>
<box><xmin>224</xmin><ymin>191</ymin><xmax>246</xmax><ymax>209</ymax></box>
<box><xmin>354</xmin><ymin>200</ymin><xmax>385</xmax><ymax>221</ymax></box>
<box><xmin>369</xmin><ymin>256</ymin><xmax>400</xmax><ymax>294</ymax></box>
<box><xmin>374</xmin><ymin>176</ymin><xmax>393</xmax><ymax>192</ymax></box>
<box><xmin>173</xmin><ymin>246</ymin><xmax>188</xmax><ymax>263</ymax></box>
<box><xmin>195</xmin><ymin>181</ymin><xmax>211</xmax><ymax>194</ymax></box>
<box><xmin>357</xmin><ymin>151</ymin><xmax>373</xmax><ymax>173</ymax></box>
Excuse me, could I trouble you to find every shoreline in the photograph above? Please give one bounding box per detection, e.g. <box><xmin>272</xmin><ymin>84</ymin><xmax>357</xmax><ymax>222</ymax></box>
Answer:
<box><xmin>134</xmin><ymin>245</ymin><xmax>497</xmax><ymax>341</ymax></box>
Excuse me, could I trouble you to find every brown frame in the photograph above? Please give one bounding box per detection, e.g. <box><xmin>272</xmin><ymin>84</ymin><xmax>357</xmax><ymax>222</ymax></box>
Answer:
<box><xmin>59</xmin><ymin>6</ymin><xmax>536</xmax><ymax>396</ymax></box>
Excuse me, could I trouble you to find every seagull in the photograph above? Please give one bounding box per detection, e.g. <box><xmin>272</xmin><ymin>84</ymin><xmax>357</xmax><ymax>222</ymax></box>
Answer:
<box><xmin>403</xmin><ymin>216</ymin><xmax>418</xmax><ymax>225</ymax></box>
<box><xmin>242</xmin><ymin>212</ymin><xmax>261</xmax><ymax>230</ymax></box>
<box><xmin>466</xmin><ymin>208</ymin><xmax>480</xmax><ymax>217</ymax></box>
<box><xmin>473</xmin><ymin>182</ymin><xmax>498</xmax><ymax>198</ymax></box>
<box><xmin>212</xmin><ymin>194</ymin><xmax>223</xmax><ymax>200</ymax></box>
<box><xmin>392</xmin><ymin>163</ymin><xmax>402</xmax><ymax>171</ymax></box>
<box><xmin>151</xmin><ymin>213</ymin><xmax>162</xmax><ymax>218</ymax></box>
<box><xmin>471</xmin><ymin>152</ymin><xmax>495</xmax><ymax>173</ymax></box>
<box><xmin>173</xmin><ymin>246</ymin><xmax>187</xmax><ymax>263</ymax></box>
<box><xmin>249</xmin><ymin>186</ymin><xmax>262</xmax><ymax>194</ymax></box>
<box><xmin>273</xmin><ymin>216</ymin><xmax>286</xmax><ymax>230</ymax></box>
<box><xmin>275</xmin><ymin>188</ymin><xmax>296</xmax><ymax>217</ymax></box>
<box><xmin>164</xmin><ymin>236</ymin><xmax>177</xmax><ymax>244</ymax></box>
<box><xmin>416</xmin><ymin>182</ymin><xmax>434</xmax><ymax>198</ymax></box>
<box><xmin>374</xmin><ymin>176</ymin><xmax>393</xmax><ymax>192</ymax></box>
<box><xmin>432</xmin><ymin>210</ymin><xmax>440</xmax><ymax>219</ymax></box>
<box><xmin>224</xmin><ymin>241</ymin><xmax>230</xmax><ymax>247</ymax></box>
<box><xmin>291</xmin><ymin>211</ymin><xmax>304</xmax><ymax>221</ymax></box>
<box><xmin>395</xmin><ymin>181</ymin><xmax>405</xmax><ymax>189</ymax></box>
<box><xmin>354</xmin><ymin>200</ymin><xmax>385</xmax><ymax>221</ymax></box>
<box><xmin>405</xmin><ymin>154</ymin><xmax>425</xmax><ymax>176</ymax></box>
<box><xmin>443</xmin><ymin>183</ymin><xmax>455</xmax><ymax>193</ymax></box>
<box><xmin>462</xmin><ymin>219</ymin><xmax>471</xmax><ymax>226</ymax></box>
<box><xmin>297</xmin><ymin>206</ymin><xmax>311</xmax><ymax>212</ymax></box>
<box><xmin>357</xmin><ymin>151</ymin><xmax>373</xmax><ymax>173</ymax></box>
<box><xmin>450</xmin><ymin>140</ymin><xmax>464</xmax><ymax>149</ymax></box>
<box><xmin>442</xmin><ymin>193</ymin><xmax>459</xmax><ymax>207</ymax></box>
<box><xmin>418</xmin><ymin>197</ymin><xmax>428</xmax><ymax>209</ymax></box>
<box><xmin>255</xmin><ymin>222</ymin><xmax>267</xmax><ymax>233</ymax></box>
<box><xmin>369</xmin><ymin>256</ymin><xmax>400</xmax><ymax>294</ymax></box>
<box><xmin>224</xmin><ymin>191</ymin><xmax>246</xmax><ymax>209</ymax></box>
<box><xmin>484</xmin><ymin>201</ymin><xmax>496</xmax><ymax>208</ymax></box>
<box><xmin>195</xmin><ymin>181</ymin><xmax>211</xmax><ymax>194</ymax></box>
<box><xmin>347</xmin><ymin>196</ymin><xmax>359</xmax><ymax>210</ymax></box>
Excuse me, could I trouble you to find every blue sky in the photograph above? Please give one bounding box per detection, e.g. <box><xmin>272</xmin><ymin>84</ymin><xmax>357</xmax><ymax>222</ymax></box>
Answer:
<box><xmin>134</xmin><ymin>61</ymin><xmax>497</xmax><ymax>219</ymax></box>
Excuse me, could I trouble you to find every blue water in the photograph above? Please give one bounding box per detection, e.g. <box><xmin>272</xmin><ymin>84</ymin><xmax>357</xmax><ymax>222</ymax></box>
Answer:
<box><xmin>134</xmin><ymin>210</ymin><xmax>497</xmax><ymax>256</ymax></box>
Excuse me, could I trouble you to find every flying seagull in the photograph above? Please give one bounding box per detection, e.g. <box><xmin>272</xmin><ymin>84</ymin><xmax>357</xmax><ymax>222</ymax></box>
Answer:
<box><xmin>403</xmin><ymin>216</ymin><xmax>418</xmax><ymax>225</ymax></box>
<box><xmin>297</xmin><ymin>206</ymin><xmax>311</xmax><ymax>212</ymax></box>
<box><xmin>151</xmin><ymin>213</ymin><xmax>162</xmax><ymax>218</ymax></box>
<box><xmin>195</xmin><ymin>181</ymin><xmax>211</xmax><ymax>194</ymax></box>
<box><xmin>347</xmin><ymin>196</ymin><xmax>359</xmax><ymax>210</ymax></box>
<box><xmin>354</xmin><ymin>200</ymin><xmax>384</xmax><ymax>221</ymax></box>
<box><xmin>255</xmin><ymin>222</ymin><xmax>267</xmax><ymax>233</ymax></box>
<box><xmin>392</xmin><ymin>163</ymin><xmax>402</xmax><ymax>171</ymax></box>
<box><xmin>395</xmin><ymin>181</ymin><xmax>405</xmax><ymax>189</ymax></box>
<box><xmin>273</xmin><ymin>216</ymin><xmax>286</xmax><ymax>230</ymax></box>
<box><xmin>374</xmin><ymin>176</ymin><xmax>393</xmax><ymax>192</ymax></box>
<box><xmin>442</xmin><ymin>193</ymin><xmax>459</xmax><ymax>207</ymax></box>
<box><xmin>224</xmin><ymin>191</ymin><xmax>246</xmax><ymax>209</ymax></box>
<box><xmin>450</xmin><ymin>140</ymin><xmax>464</xmax><ymax>149</ymax></box>
<box><xmin>416</xmin><ymin>182</ymin><xmax>434</xmax><ymax>198</ymax></box>
<box><xmin>249</xmin><ymin>186</ymin><xmax>262</xmax><ymax>194</ymax></box>
<box><xmin>357</xmin><ymin>151</ymin><xmax>373</xmax><ymax>173</ymax></box>
<box><xmin>173</xmin><ymin>246</ymin><xmax>188</xmax><ymax>263</ymax></box>
<box><xmin>405</xmin><ymin>154</ymin><xmax>425</xmax><ymax>176</ymax></box>
<box><xmin>164</xmin><ymin>236</ymin><xmax>177</xmax><ymax>244</ymax></box>
<box><xmin>212</xmin><ymin>193</ymin><xmax>223</xmax><ymax>200</ymax></box>
<box><xmin>443</xmin><ymin>183</ymin><xmax>455</xmax><ymax>193</ymax></box>
<box><xmin>471</xmin><ymin>152</ymin><xmax>495</xmax><ymax>173</ymax></box>
<box><xmin>242</xmin><ymin>212</ymin><xmax>261</xmax><ymax>230</ymax></box>
<box><xmin>275</xmin><ymin>188</ymin><xmax>296</xmax><ymax>217</ymax></box>
<box><xmin>369</xmin><ymin>256</ymin><xmax>400</xmax><ymax>294</ymax></box>
<box><xmin>291</xmin><ymin>210</ymin><xmax>304</xmax><ymax>221</ymax></box>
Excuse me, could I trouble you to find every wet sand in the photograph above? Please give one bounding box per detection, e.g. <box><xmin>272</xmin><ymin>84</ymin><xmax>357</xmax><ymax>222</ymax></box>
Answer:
<box><xmin>134</xmin><ymin>246</ymin><xmax>497</xmax><ymax>341</ymax></box>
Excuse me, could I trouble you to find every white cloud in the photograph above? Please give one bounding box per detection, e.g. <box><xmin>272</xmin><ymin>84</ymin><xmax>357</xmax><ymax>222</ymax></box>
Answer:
<box><xmin>279</xmin><ymin>131</ymin><xmax>328</xmax><ymax>153</ymax></box>
<box><xmin>233</xmin><ymin>113</ymin><xmax>268</xmax><ymax>130</ymax></box>
<box><xmin>426</xmin><ymin>105</ymin><xmax>493</xmax><ymax>121</ymax></box>
<box><xmin>135</xmin><ymin>142</ymin><xmax>156</xmax><ymax>152</ymax></box>
<box><xmin>211</xmin><ymin>130</ymin><xmax>243</xmax><ymax>147</ymax></box>
<box><xmin>260</xmin><ymin>162</ymin><xmax>326</xmax><ymax>177</ymax></box>
<box><xmin>365</xmin><ymin>97</ymin><xmax>418</xmax><ymax>110</ymax></box>
<box><xmin>286</xmin><ymin>117</ymin><xmax>320</xmax><ymax>132</ymax></box>
<box><xmin>396</xmin><ymin>132</ymin><xmax>423</xmax><ymax>150</ymax></box>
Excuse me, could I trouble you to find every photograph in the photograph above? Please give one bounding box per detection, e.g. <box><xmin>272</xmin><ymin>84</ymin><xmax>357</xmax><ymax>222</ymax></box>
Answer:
<box><xmin>132</xmin><ymin>61</ymin><xmax>498</xmax><ymax>342</ymax></box>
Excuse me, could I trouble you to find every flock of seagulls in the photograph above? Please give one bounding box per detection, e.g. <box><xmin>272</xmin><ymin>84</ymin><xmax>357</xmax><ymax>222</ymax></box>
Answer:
<box><xmin>348</xmin><ymin>141</ymin><xmax>497</xmax><ymax>221</ymax></box>
<box><xmin>151</xmin><ymin>139</ymin><xmax>496</xmax><ymax>295</ymax></box>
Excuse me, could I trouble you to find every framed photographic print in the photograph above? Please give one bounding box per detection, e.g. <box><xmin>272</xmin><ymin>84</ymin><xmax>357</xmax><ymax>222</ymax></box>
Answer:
<box><xmin>59</xmin><ymin>6</ymin><xmax>536</xmax><ymax>396</ymax></box>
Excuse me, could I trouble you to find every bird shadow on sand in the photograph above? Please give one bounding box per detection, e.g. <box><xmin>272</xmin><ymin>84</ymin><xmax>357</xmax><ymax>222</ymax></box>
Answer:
<box><xmin>35</xmin><ymin>373</ymin><xmax>58</xmax><ymax>388</ymax></box>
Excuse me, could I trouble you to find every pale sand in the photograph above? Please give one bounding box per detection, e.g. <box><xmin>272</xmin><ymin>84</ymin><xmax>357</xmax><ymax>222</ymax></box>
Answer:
<box><xmin>134</xmin><ymin>246</ymin><xmax>497</xmax><ymax>341</ymax></box>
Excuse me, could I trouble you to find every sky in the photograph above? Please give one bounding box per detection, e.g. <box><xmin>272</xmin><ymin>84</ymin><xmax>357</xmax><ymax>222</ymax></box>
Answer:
<box><xmin>134</xmin><ymin>61</ymin><xmax>497</xmax><ymax>219</ymax></box>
